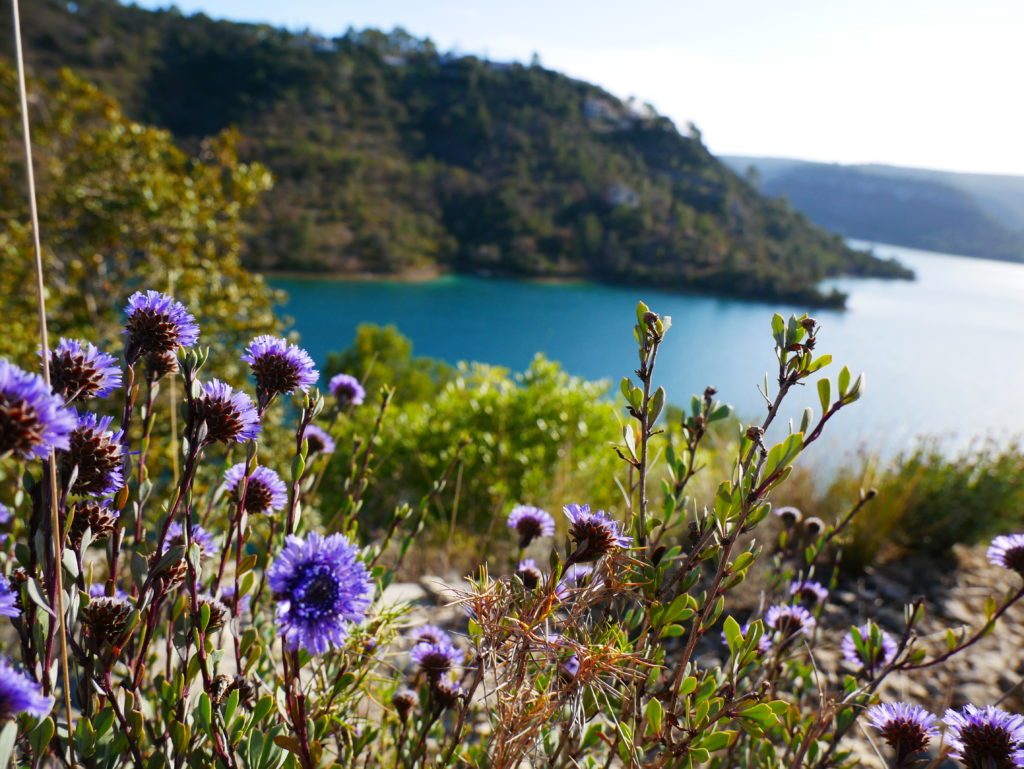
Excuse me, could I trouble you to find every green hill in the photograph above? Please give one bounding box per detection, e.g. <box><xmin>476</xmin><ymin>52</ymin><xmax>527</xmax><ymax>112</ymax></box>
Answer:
<box><xmin>726</xmin><ymin>156</ymin><xmax>1024</xmax><ymax>262</ymax></box>
<box><xmin>3</xmin><ymin>0</ymin><xmax>912</xmax><ymax>307</ymax></box>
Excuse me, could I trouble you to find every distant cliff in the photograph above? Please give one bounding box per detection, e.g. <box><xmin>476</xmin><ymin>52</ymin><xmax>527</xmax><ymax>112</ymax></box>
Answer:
<box><xmin>725</xmin><ymin>156</ymin><xmax>1024</xmax><ymax>263</ymax></box>
<box><xmin>3</xmin><ymin>0</ymin><xmax>913</xmax><ymax>306</ymax></box>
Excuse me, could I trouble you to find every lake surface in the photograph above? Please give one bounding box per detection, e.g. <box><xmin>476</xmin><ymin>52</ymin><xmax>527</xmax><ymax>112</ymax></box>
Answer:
<box><xmin>270</xmin><ymin>242</ymin><xmax>1024</xmax><ymax>457</ymax></box>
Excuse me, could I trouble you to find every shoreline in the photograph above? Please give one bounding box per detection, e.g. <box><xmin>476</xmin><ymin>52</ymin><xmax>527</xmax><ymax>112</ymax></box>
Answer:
<box><xmin>262</xmin><ymin>267</ymin><xmax>851</xmax><ymax>310</ymax></box>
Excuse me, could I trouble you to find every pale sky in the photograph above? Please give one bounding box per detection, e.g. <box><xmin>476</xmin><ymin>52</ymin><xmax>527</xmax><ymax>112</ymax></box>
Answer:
<box><xmin>135</xmin><ymin>0</ymin><xmax>1024</xmax><ymax>176</ymax></box>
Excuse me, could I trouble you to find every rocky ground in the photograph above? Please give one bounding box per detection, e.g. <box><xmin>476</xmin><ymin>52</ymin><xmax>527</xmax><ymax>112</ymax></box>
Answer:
<box><xmin>382</xmin><ymin>543</ymin><xmax>1024</xmax><ymax>767</ymax></box>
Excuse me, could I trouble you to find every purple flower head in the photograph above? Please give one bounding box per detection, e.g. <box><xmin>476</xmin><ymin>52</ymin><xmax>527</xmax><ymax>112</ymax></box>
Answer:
<box><xmin>88</xmin><ymin>584</ymin><xmax>129</xmax><ymax>600</ymax></box>
<box><xmin>302</xmin><ymin>424</ymin><xmax>336</xmax><ymax>456</ymax></box>
<box><xmin>0</xmin><ymin>360</ymin><xmax>76</xmax><ymax>460</ymax></box>
<box><xmin>866</xmin><ymin>703</ymin><xmax>938</xmax><ymax>763</ymax></box>
<box><xmin>220</xmin><ymin>585</ymin><xmax>252</xmax><ymax>617</ymax></box>
<box><xmin>123</xmin><ymin>290</ymin><xmax>199</xmax><ymax>366</ymax></box>
<box><xmin>554</xmin><ymin>564</ymin><xmax>598</xmax><ymax>601</ymax></box>
<box><xmin>409</xmin><ymin>625</ymin><xmax>450</xmax><ymax>646</ymax></box>
<box><xmin>0</xmin><ymin>504</ymin><xmax>9</xmax><ymax>526</ymax></box>
<box><xmin>430</xmin><ymin>672</ymin><xmax>464</xmax><ymax>709</ymax></box>
<box><xmin>328</xmin><ymin>373</ymin><xmax>366</xmax><ymax>407</ymax></box>
<box><xmin>224</xmin><ymin>463</ymin><xmax>287</xmax><ymax>515</ymax></box>
<box><xmin>143</xmin><ymin>350</ymin><xmax>179</xmax><ymax>383</ymax></box>
<box><xmin>0</xmin><ymin>575</ymin><xmax>19</xmax><ymax>618</ymax></box>
<box><xmin>507</xmin><ymin>505</ymin><xmax>555</xmax><ymax>548</ymax></box>
<box><xmin>543</xmin><ymin>634</ymin><xmax>580</xmax><ymax>680</ymax></box>
<box><xmin>48</xmin><ymin>339</ymin><xmax>122</xmax><ymax>402</ymax></box>
<box><xmin>267</xmin><ymin>532</ymin><xmax>373</xmax><ymax>655</ymax></box>
<box><xmin>164</xmin><ymin>521</ymin><xmax>219</xmax><ymax>559</ymax></box>
<box><xmin>0</xmin><ymin>658</ymin><xmax>52</xmax><ymax>719</ymax></box>
<box><xmin>392</xmin><ymin>688</ymin><xmax>418</xmax><ymax>720</ymax></box>
<box><xmin>773</xmin><ymin>505</ymin><xmax>802</xmax><ymax>527</ymax></box>
<box><xmin>515</xmin><ymin>559</ymin><xmax>544</xmax><ymax>590</ymax></box>
<box><xmin>242</xmin><ymin>336</ymin><xmax>318</xmax><ymax>408</ymax></box>
<box><xmin>944</xmin><ymin>704</ymin><xmax>1024</xmax><ymax>769</ymax></box>
<box><xmin>410</xmin><ymin>640</ymin><xmax>463</xmax><ymax>680</ymax></box>
<box><xmin>561</xmin><ymin>654</ymin><xmax>580</xmax><ymax>680</ymax></box>
<box><xmin>789</xmin><ymin>579</ymin><xmax>829</xmax><ymax>608</ymax></box>
<box><xmin>69</xmin><ymin>499</ymin><xmax>120</xmax><ymax>549</ymax></box>
<box><xmin>191</xmin><ymin>380</ymin><xmax>260</xmax><ymax>445</ymax></box>
<box><xmin>61</xmin><ymin>412</ymin><xmax>125</xmax><ymax>497</ymax></box>
<box><xmin>803</xmin><ymin>516</ymin><xmax>826</xmax><ymax>538</ymax></box>
<box><xmin>563</xmin><ymin>503</ymin><xmax>632</xmax><ymax>563</ymax></box>
<box><xmin>761</xmin><ymin>604</ymin><xmax>816</xmax><ymax>653</ymax></box>
<box><xmin>988</xmin><ymin>534</ymin><xmax>1024</xmax><ymax>575</ymax></box>
<box><xmin>841</xmin><ymin>623</ymin><xmax>898</xmax><ymax>675</ymax></box>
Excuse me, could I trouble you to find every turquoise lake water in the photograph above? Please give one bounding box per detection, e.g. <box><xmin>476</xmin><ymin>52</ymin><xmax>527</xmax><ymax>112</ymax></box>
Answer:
<box><xmin>269</xmin><ymin>242</ymin><xmax>1024</xmax><ymax>456</ymax></box>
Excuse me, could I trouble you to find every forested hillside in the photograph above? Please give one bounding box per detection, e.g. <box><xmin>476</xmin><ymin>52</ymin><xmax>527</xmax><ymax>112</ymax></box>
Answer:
<box><xmin>3</xmin><ymin>0</ymin><xmax>912</xmax><ymax>306</ymax></box>
<box><xmin>727</xmin><ymin>156</ymin><xmax>1024</xmax><ymax>262</ymax></box>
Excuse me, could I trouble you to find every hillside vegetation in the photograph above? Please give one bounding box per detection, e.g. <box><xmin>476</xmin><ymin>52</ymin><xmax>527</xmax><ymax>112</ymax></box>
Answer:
<box><xmin>3</xmin><ymin>0</ymin><xmax>912</xmax><ymax>307</ymax></box>
<box><xmin>727</xmin><ymin>156</ymin><xmax>1024</xmax><ymax>262</ymax></box>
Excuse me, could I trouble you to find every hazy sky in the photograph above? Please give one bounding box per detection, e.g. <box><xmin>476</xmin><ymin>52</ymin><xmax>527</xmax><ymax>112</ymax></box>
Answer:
<box><xmin>135</xmin><ymin>0</ymin><xmax>1024</xmax><ymax>176</ymax></box>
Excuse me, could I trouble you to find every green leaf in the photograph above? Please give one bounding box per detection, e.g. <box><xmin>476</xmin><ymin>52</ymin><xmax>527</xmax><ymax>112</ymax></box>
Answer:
<box><xmin>645</xmin><ymin>698</ymin><xmax>664</xmax><ymax>736</ymax></box>
<box><xmin>678</xmin><ymin>676</ymin><xmax>698</xmax><ymax>696</ymax></box>
<box><xmin>817</xmin><ymin>377</ymin><xmax>831</xmax><ymax>413</ymax></box>
<box><xmin>838</xmin><ymin>365</ymin><xmax>851</xmax><ymax>397</ymax></box>
<box><xmin>28</xmin><ymin>717</ymin><xmax>54</xmax><ymax>758</ymax></box>
<box><xmin>636</xmin><ymin>301</ymin><xmax>650</xmax><ymax>326</ymax></box>
<box><xmin>650</xmin><ymin>386</ymin><xmax>666</xmax><ymax>425</ymax></box>
<box><xmin>699</xmin><ymin>731</ymin><xmax>734</xmax><ymax>751</ymax></box>
<box><xmin>722</xmin><ymin>615</ymin><xmax>742</xmax><ymax>655</ymax></box>
<box><xmin>196</xmin><ymin>692</ymin><xmax>212</xmax><ymax>734</ymax></box>
<box><xmin>0</xmin><ymin>721</ymin><xmax>18</xmax><ymax>768</ymax></box>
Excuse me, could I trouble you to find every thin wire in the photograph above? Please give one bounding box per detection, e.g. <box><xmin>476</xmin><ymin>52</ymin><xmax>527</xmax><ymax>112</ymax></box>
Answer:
<box><xmin>10</xmin><ymin>0</ymin><xmax>76</xmax><ymax>757</ymax></box>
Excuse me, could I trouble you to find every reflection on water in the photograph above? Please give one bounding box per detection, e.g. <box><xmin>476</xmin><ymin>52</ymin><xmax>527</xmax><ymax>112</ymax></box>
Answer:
<box><xmin>270</xmin><ymin>241</ymin><xmax>1024</xmax><ymax>456</ymax></box>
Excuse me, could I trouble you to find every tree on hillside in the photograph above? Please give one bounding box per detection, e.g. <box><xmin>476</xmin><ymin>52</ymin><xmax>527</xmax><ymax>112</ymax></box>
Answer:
<box><xmin>0</xmin><ymin>63</ymin><xmax>281</xmax><ymax>380</ymax></box>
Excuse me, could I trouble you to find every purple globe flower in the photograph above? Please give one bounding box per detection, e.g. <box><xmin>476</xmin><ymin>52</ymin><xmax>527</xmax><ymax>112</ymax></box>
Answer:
<box><xmin>48</xmin><ymin>339</ymin><xmax>122</xmax><ymax>402</ymax></box>
<box><xmin>241</xmin><ymin>336</ymin><xmax>318</xmax><ymax>408</ymax></box>
<box><xmin>0</xmin><ymin>575</ymin><xmax>19</xmax><ymax>618</ymax></box>
<box><xmin>220</xmin><ymin>585</ymin><xmax>252</xmax><ymax>617</ymax></box>
<box><xmin>191</xmin><ymin>380</ymin><xmax>260</xmax><ymax>445</ymax></box>
<box><xmin>165</xmin><ymin>521</ymin><xmax>219</xmax><ymax>559</ymax></box>
<box><xmin>761</xmin><ymin>604</ymin><xmax>816</xmax><ymax>652</ymax></box>
<box><xmin>88</xmin><ymin>584</ymin><xmax>129</xmax><ymax>600</ymax></box>
<box><xmin>515</xmin><ymin>558</ymin><xmax>544</xmax><ymax>590</ymax></box>
<box><xmin>507</xmin><ymin>505</ymin><xmax>555</xmax><ymax>549</ymax></box>
<box><xmin>430</xmin><ymin>672</ymin><xmax>464</xmax><ymax>709</ymax></box>
<box><xmin>554</xmin><ymin>564</ymin><xmax>598</xmax><ymax>601</ymax></box>
<box><xmin>409</xmin><ymin>625</ymin><xmax>450</xmax><ymax>646</ymax></box>
<box><xmin>68</xmin><ymin>499</ymin><xmax>120</xmax><ymax>549</ymax></box>
<box><xmin>866</xmin><ymin>703</ymin><xmax>938</xmax><ymax>764</ymax></box>
<box><xmin>0</xmin><ymin>657</ymin><xmax>53</xmax><ymax>719</ymax></box>
<box><xmin>123</xmin><ymin>290</ymin><xmax>199</xmax><ymax>365</ymax></box>
<box><xmin>841</xmin><ymin>623</ymin><xmax>898</xmax><ymax>675</ymax></box>
<box><xmin>60</xmin><ymin>412</ymin><xmax>125</xmax><ymax>497</ymax></box>
<box><xmin>302</xmin><ymin>424</ymin><xmax>336</xmax><ymax>456</ymax></box>
<box><xmin>561</xmin><ymin>654</ymin><xmax>581</xmax><ymax>680</ymax></box>
<box><xmin>944</xmin><ymin>704</ymin><xmax>1024</xmax><ymax>769</ymax></box>
<box><xmin>267</xmin><ymin>532</ymin><xmax>373</xmax><ymax>655</ymax></box>
<box><xmin>223</xmin><ymin>463</ymin><xmax>287</xmax><ymax>515</ymax></box>
<box><xmin>0</xmin><ymin>503</ymin><xmax>10</xmax><ymax>545</ymax></box>
<box><xmin>773</xmin><ymin>505</ymin><xmax>803</xmax><ymax>527</ymax></box>
<box><xmin>988</xmin><ymin>534</ymin><xmax>1024</xmax><ymax>575</ymax></box>
<box><xmin>328</xmin><ymin>373</ymin><xmax>366</xmax><ymax>407</ymax></box>
<box><xmin>392</xmin><ymin>688</ymin><xmax>418</xmax><ymax>720</ymax></box>
<box><xmin>0</xmin><ymin>359</ymin><xmax>76</xmax><ymax>460</ymax></box>
<box><xmin>563</xmin><ymin>503</ymin><xmax>632</xmax><ymax>563</ymax></box>
<box><xmin>410</xmin><ymin>640</ymin><xmax>463</xmax><ymax>680</ymax></box>
<box><xmin>789</xmin><ymin>579</ymin><xmax>829</xmax><ymax>608</ymax></box>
